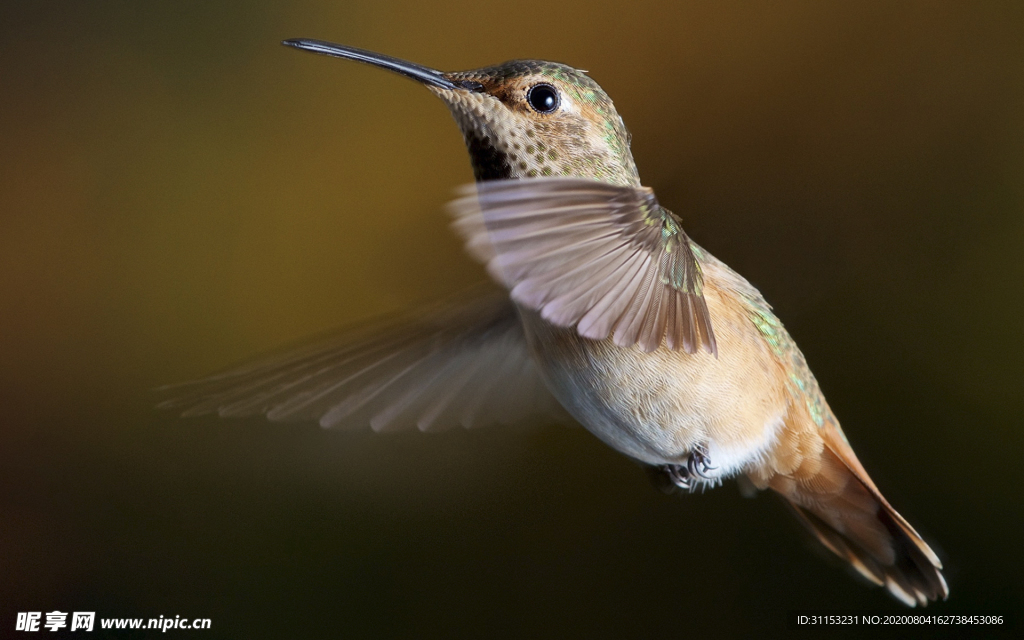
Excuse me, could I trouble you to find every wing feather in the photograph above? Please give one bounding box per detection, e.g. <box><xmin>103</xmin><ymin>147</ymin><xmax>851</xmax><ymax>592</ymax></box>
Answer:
<box><xmin>449</xmin><ymin>178</ymin><xmax>716</xmax><ymax>354</ymax></box>
<box><xmin>159</xmin><ymin>290</ymin><xmax>570</xmax><ymax>431</ymax></box>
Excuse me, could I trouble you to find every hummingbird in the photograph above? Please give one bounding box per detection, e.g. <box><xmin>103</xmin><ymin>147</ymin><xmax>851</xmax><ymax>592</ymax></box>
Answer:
<box><xmin>162</xmin><ymin>39</ymin><xmax>948</xmax><ymax>606</ymax></box>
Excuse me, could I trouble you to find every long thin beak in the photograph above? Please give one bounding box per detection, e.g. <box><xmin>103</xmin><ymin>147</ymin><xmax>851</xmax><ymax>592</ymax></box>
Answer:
<box><xmin>283</xmin><ymin>39</ymin><xmax>474</xmax><ymax>91</ymax></box>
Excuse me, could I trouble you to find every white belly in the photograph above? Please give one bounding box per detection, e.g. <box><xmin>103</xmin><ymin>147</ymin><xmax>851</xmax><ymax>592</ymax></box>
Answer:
<box><xmin>517</xmin><ymin>306</ymin><xmax>787</xmax><ymax>478</ymax></box>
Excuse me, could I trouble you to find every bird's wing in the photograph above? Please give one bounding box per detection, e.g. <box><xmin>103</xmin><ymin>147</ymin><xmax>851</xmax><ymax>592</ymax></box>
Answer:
<box><xmin>449</xmin><ymin>178</ymin><xmax>716</xmax><ymax>355</ymax></box>
<box><xmin>158</xmin><ymin>289</ymin><xmax>570</xmax><ymax>431</ymax></box>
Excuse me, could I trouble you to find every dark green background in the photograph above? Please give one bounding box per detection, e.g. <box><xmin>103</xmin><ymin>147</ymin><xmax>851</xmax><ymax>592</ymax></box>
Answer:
<box><xmin>2</xmin><ymin>1</ymin><xmax>1021</xmax><ymax>637</ymax></box>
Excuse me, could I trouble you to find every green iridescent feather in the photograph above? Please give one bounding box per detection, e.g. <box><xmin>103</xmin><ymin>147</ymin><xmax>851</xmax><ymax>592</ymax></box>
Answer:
<box><xmin>701</xmin><ymin>251</ymin><xmax>845</xmax><ymax>441</ymax></box>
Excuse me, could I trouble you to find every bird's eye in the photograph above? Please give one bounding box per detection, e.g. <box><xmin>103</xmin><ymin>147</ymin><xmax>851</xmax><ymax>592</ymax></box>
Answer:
<box><xmin>527</xmin><ymin>84</ymin><xmax>560</xmax><ymax>113</ymax></box>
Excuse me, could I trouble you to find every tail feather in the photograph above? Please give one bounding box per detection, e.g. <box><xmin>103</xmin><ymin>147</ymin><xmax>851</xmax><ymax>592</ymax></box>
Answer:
<box><xmin>790</xmin><ymin>494</ymin><xmax>947</xmax><ymax>606</ymax></box>
<box><xmin>756</xmin><ymin>430</ymin><xmax>948</xmax><ymax>606</ymax></box>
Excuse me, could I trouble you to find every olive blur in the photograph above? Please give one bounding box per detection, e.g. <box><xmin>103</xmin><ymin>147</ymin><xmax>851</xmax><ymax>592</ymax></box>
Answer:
<box><xmin>2</xmin><ymin>1</ymin><xmax>1021</xmax><ymax>638</ymax></box>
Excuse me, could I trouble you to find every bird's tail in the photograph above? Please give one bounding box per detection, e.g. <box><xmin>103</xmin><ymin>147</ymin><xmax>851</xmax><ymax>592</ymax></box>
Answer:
<box><xmin>750</xmin><ymin>427</ymin><xmax>948</xmax><ymax>606</ymax></box>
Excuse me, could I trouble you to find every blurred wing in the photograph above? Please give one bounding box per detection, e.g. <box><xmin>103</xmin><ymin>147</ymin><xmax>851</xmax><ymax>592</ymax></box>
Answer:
<box><xmin>159</xmin><ymin>290</ymin><xmax>570</xmax><ymax>431</ymax></box>
<box><xmin>449</xmin><ymin>178</ymin><xmax>716</xmax><ymax>355</ymax></box>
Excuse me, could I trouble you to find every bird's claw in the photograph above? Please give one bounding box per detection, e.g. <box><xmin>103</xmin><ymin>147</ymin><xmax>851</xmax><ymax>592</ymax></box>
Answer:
<box><xmin>650</xmin><ymin>445</ymin><xmax>717</xmax><ymax>493</ymax></box>
<box><xmin>664</xmin><ymin>464</ymin><xmax>693</xmax><ymax>491</ymax></box>
<box><xmin>687</xmin><ymin>444</ymin><xmax>717</xmax><ymax>479</ymax></box>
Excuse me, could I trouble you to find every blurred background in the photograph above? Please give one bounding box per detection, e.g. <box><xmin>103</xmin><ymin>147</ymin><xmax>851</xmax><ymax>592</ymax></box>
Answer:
<box><xmin>2</xmin><ymin>1</ymin><xmax>1021</xmax><ymax>637</ymax></box>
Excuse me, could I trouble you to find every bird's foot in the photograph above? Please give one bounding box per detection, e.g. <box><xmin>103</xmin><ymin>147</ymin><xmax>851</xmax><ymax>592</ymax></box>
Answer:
<box><xmin>647</xmin><ymin>444</ymin><xmax>719</xmax><ymax>493</ymax></box>
<box><xmin>645</xmin><ymin>464</ymin><xmax>690</xmax><ymax>493</ymax></box>
<box><xmin>687</xmin><ymin>443</ymin><xmax>717</xmax><ymax>479</ymax></box>
<box><xmin>664</xmin><ymin>464</ymin><xmax>693</xmax><ymax>491</ymax></box>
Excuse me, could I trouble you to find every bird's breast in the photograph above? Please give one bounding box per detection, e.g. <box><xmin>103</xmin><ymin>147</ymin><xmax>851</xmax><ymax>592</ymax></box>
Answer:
<box><xmin>516</xmin><ymin>272</ymin><xmax>791</xmax><ymax>476</ymax></box>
